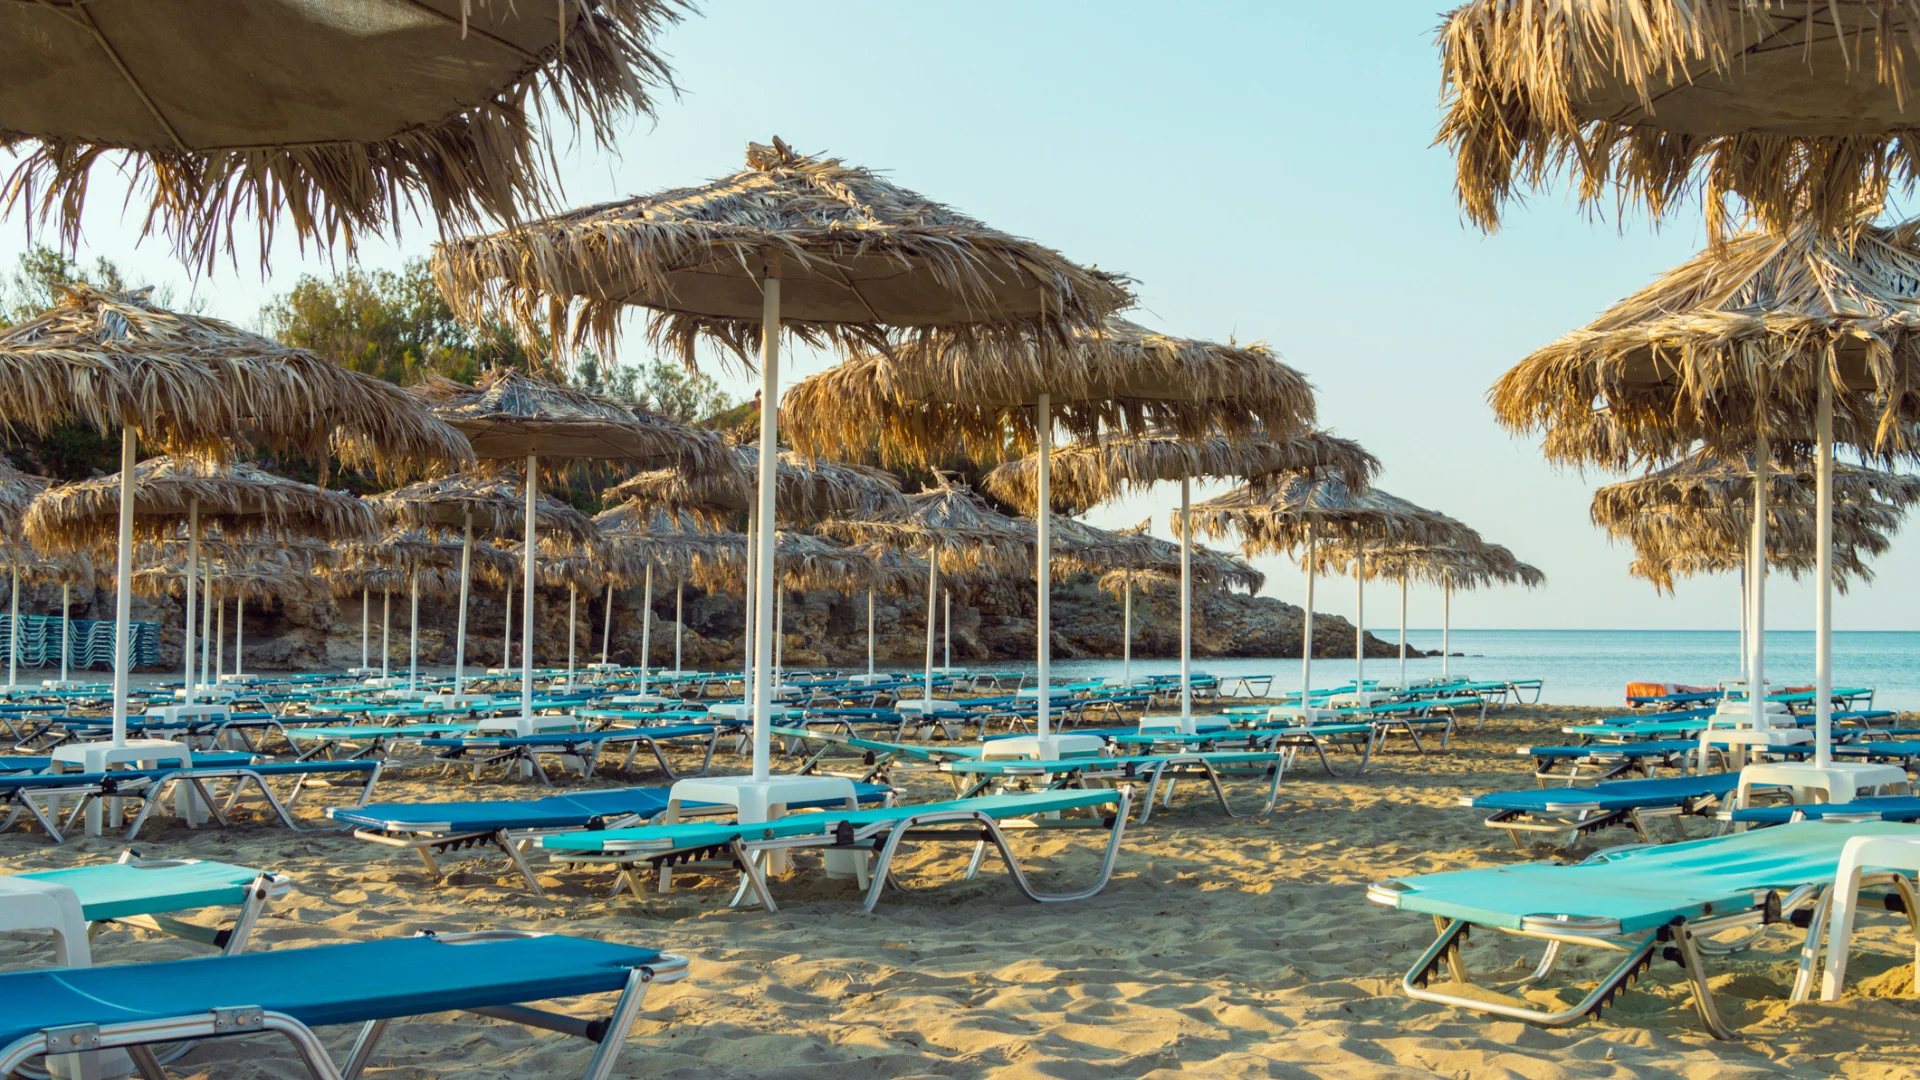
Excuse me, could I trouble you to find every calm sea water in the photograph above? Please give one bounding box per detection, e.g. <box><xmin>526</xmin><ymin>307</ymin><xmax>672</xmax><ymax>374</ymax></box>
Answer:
<box><xmin>874</xmin><ymin>630</ymin><xmax>1920</xmax><ymax>711</ymax></box>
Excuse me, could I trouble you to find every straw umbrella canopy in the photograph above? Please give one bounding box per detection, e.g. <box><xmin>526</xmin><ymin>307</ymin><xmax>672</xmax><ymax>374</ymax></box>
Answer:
<box><xmin>1188</xmin><ymin>477</ymin><xmax>1480</xmax><ymax>699</ymax></box>
<box><xmin>1438</xmin><ymin>0</ymin><xmax>1920</xmax><ymax>236</ymax></box>
<box><xmin>505</xmin><ymin>540</ymin><xmax>646</xmax><ymax>689</ymax></box>
<box><xmin>435</xmin><ymin>135</ymin><xmax>1132</xmax><ymax>781</ymax></box>
<box><xmin>0</xmin><ymin>541</ymin><xmax>97</xmax><ymax>685</ymax></box>
<box><xmin>369</xmin><ymin>469</ymin><xmax>600</xmax><ymax>694</ymax></box>
<box><xmin>134</xmin><ymin>557</ymin><xmax>327</xmax><ymax>606</ymax></box>
<box><xmin>610</xmin><ymin>446</ymin><xmax>906</xmax><ymax>526</ymax></box>
<box><xmin>1</xmin><ymin>1</ymin><xmax>687</xmax><ymax>267</ymax></box>
<box><xmin>593</xmin><ymin>504</ymin><xmax>748</xmax><ymax>677</ymax></box>
<box><xmin>1098</xmin><ymin>521</ymin><xmax>1265</xmax><ymax>690</ymax></box>
<box><xmin>415</xmin><ymin>368</ymin><xmax>727</xmax><ymax>723</ymax></box>
<box><xmin>0</xmin><ymin>463</ymin><xmax>48</xmax><ymax>691</ymax></box>
<box><xmin>336</xmin><ymin>528</ymin><xmax>518</xmax><ymax>688</ymax></box>
<box><xmin>820</xmin><ymin>481</ymin><xmax>1031</xmax><ymax>706</ymax></box>
<box><xmin>0</xmin><ymin>459</ymin><xmax>43</xmax><ymax>542</ymax></box>
<box><xmin>1492</xmin><ymin>219</ymin><xmax>1920</xmax><ymax>770</ymax></box>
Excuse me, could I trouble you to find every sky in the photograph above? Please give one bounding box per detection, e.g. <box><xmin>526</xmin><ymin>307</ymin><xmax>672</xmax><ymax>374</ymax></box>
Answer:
<box><xmin>3</xmin><ymin>0</ymin><xmax>1910</xmax><ymax>632</ymax></box>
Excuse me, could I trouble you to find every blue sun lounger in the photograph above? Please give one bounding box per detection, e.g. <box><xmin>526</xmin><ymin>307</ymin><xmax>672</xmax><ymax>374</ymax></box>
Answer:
<box><xmin>4</xmin><ymin>857</ymin><xmax>290</xmax><ymax>967</ymax></box>
<box><xmin>1369</xmin><ymin>821</ymin><xmax>1920</xmax><ymax>1038</ymax></box>
<box><xmin>330</xmin><ymin>783</ymin><xmax>893</xmax><ymax>891</ymax></box>
<box><xmin>0</xmin><ymin>931</ymin><xmax>689</xmax><ymax>1080</ymax></box>
<box><xmin>938</xmin><ymin>751</ymin><xmax>1284</xmax><ymax>821</ymax></box>
<box><xmin>421</xmin><ymin>723</ymin><xmax>738</xmax><ymax>783</ymax></box>
<box><xmin>541</xmin><ymin>789</ymin><xmax>1132</xmax><ymax>913</ymax></box>
<box><xmin>1520</xmin><ymin>739</ymin><xmax>1711</xmax><ymax>782</ymax></box>
<box><xmin>1729</xmin><ymin>795</ymin><xmax>1920</xmax><ymax>825</ymax></box>
<box><xmin>1466</xmin><ymin>772</ymin><xmax>1769</xmax><ymax>848</ymax></box>
<box><xmin>1</xmin><ymin>758</ymin><xmax>383</xmax><ymax>842</ymax></box>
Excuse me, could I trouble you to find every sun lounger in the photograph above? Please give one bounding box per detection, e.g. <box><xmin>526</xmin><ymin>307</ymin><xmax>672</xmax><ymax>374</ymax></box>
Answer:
<box><xmin>774</xmin><ymin>725</ymin><xmax>983</xmax><ymax>784</ymax></box>
<box><xmin>0</xmin><ymin>759</ymin><xmax>383</xmax><ymax>842</ymax></box>
<box><xmin>1466</xmin><ymin>772</ymin><xmax>1769</xmax><ymax>848</ymax></box>
<box><xmin>421</xmin><ymin>724</ymin><xmax>736</xmax><ymax>783</ymax></box>
<box><xmin>939</xmin><ymin>751</ymin><xmax>1284</xmax><ymax>822</ymax></box>
<box><xmin>331</xmin><ymin>783</ymin><xmax>893</xmax><ymax>891</ymax></box>
<box><xmin>1519</xmin><ymin>739</ymin><xmax>1711</xmax><ymax>782</ymax></box>
<box><xmin>541</xmin><ymin>789</ymin><xmax>1131</xmax><ymax>913</ymax></box>
<box><xmin>1369</xmin><ymin>821</ymin><xmax>1920</xmax><ymax>1038</ymax></box>
<box><xmin>4</xmin><ymin>857</ymin><xmax>289</xmax><ymax>969</ymax></box>
<box><xmin>282</xmin><ymin>722</ymin><xmax>477</xmax><ymax>760</ymax></box>
<box><xmin>0</xmin><ymin>931</ymin><xmax>689</xmax><ymax>1080</ymax></box>
<box><xmin>1108</xmin><ymin>721</ymin><xmax>1379</xmax><ymax>776</ymax></box>
<box><xmin>1728</xmin><ymin>794</ymin><xmax>1920</xmax><ymax>825</ymax></box>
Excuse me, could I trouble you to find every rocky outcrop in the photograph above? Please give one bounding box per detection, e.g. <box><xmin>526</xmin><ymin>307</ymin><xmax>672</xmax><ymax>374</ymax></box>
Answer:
<box><xmin>15</xmin><ymin>571</ymin><xmax>1419</xmax><ymax>674</ymax></box>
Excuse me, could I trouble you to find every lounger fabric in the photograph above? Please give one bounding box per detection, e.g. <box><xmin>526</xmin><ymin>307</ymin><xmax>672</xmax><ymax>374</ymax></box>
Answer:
<box><xmin>14</xmin><ymin>861</ymin><xmax>264</xmax><ymax>921</ymax></box>
<box><xmin>1731</xmin><ymin>796</ymin><xmax>1920</xmax><ymax>825</ymax></box>
<box><xmin>331</xmin><ymin>783</ymin><xmax>893</xmax><ymax>833</ymax></box>
<box><xmin>1382</xmin><ymin>821</ymin><xmax>1917</xmax><ymax>933</ymax></box>
<box><xmin>1470</xmin><ymin>773</ymin><xmax>1741</xmax><ymax>814</ymax></box>
<box><xmin>0</xmin><ymin>935</ymin><xmax>659</xmax><ymax>1044</ymax></box>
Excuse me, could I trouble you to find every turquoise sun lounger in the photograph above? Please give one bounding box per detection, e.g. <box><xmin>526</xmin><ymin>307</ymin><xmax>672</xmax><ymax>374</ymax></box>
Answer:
<box><xmin>0</xmin><ymin>932</ymin><xmax>688</xmax><ymax>1080</ymax></box>
<box><xmin>1368</xmin><ymin>821</ymin><xmax>1920</xmax><ymax>1038</ymax></box>
<box><xmin>938</xmin><ymin>751</ymin><xmax>1285</xmax><ymax>822</ymax></box>
<box><xmin>4</xmin><ymin>857</ymin><xmax>289</xmax><ymax>965</ymax></box>
<box><xmin>330</xmin><ymin>783</ymin><xmax>891</xmax><ymax>892</ymax></box>
<box><xmin>540</xmin><ymin>789</ymin><xmax>1132</xmax><ymax>913</ymax></box>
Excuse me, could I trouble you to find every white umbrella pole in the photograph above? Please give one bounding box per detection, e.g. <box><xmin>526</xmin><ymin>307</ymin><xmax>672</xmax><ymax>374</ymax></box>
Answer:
<box><xmin>1441</xmin><ymin>575</ymin><xmax>1451</xmax><ymax>682</ymax></box>
<box><xmin>200</xmin><ymin>565</ymin><xmax>212</xmax><ymax>692</ymax></box>
<box><xmin>502</xmin><ymin>581</ymin><xmax>512</xmax><ymax>675</ymax></box>
<box><xmin>360</xmin><ymin>588</ymin><xmax>369</xmax><ymax>672</ymax></box>
<box><xmin>774</xmin><ymin>586</ymin><xmax>784</xmax><ymax>685</ymax></box>
<box><xmin>59</xmin><ymin>582</ymin><xmax>69</xmax><ymax>685</ymax></box>
<box><xmin>110</xmin><ymin>428</ymin><xmax>135</xmax><ymax>746</ymax></box>
<box><xmin>748</xmin><ymin>272</ymin><xmax>782</xmax><ymax>782</ymax></box>
<box><xmin>380</xmin><ymin>588</ymin><xmax>390</xmax><ymax>680</ymax></box>
<box><xmin>8</xmin><ymin>565</ymin><xmax>17</xmax><ymax>691</ymax></box>
<box><xmin>1122</xmin><ymin>575</ymin><xmax>1132</xmax><ymax>687</ymax></box>
<box><xmin>1354</xmin><ymin>545</ymin><xmax>1365</xmax><ymax>685</ymax></box>
<box><xmin>602</xmin><ymin>582</ymin><xmax>615</xmax><ymax>668</ymax></box>
<box><xmin>1815</xmin><ymin>376</ymin><xmax>1834</xmax><ymax>769</ymax></box>
<box><xmin>743</xmin><ymin>502</ymin><xmax>757</xmax><ymax>709</ymax></box>
<box><xmin>674</xmin><ymin>578</ymin><xmax>684</xmax><ymax>672</ymax></box>
<box><xmin>1748</xmin><ymin>405</ymin><xmax>1769</xmax><ymax>731</ymax></box>
<box><xmin>408</xmin><ymin>569</ymin><xmax>420</xmax><ymax>690</ymax></box>
<box><xmin>180</xmin><ymin>499</ymin><xmax>197</xmax><ymax>701</ymax></box>
<box><xmin>866</xmin><ymin>585</ymin><xmax>875</xmax><ymax>677</ymax></box>
<box><xmin>454</xmin><ymin>513</ymin><xmax>471</xmax><ymax>695</ymax></box>
<box><xmin>214</xmin><ymin>594</ymin><xmax>224</xmax><ymax>681</ymax></box>
<box><xmin>1179</xmin><ymin>475</ymin><xmax>1192</xmax><ymax>724</ymax></box>
<box><xmin>522</xmin><ymin>453</ymin><xmax>537</xmax><ymax>720</ymax></box>
<box><xmin>942</xmin><ymin>590</ymin><xmax>950</xmax><ymax>670</ymax></box>
<box><xmin>566</xmin><ymin>584</ymin><xmax>577</xmax><ymax>691</ymax></box>
<box><xmin>1301</xmin><ymin>524</ymin><xmax>1316</xmax><ymax>703</ymax></box>
<box><xmin>638</xmin><ymin>569</ymin><xmax>652</xmax><ymax>692</ymax></box>
<box><xmin>1035</xmin><ymin>392</ymin><xmax>1052</xmax><ymax>743</ymax></box>
<box><xmin>923</xmin><ymin>560</ymin><xmax>938</xmax><ymax>706</ymax></box>
<box><xmin>1738</xmin><ymin>568</ymin><xmax>1749</xmax><ymax>681</ymax></box>
<box><xmin>233</xmin><ymin>593</ymin><xmax>242</xmax><ymax>677</ymax></box>
<box><xmin>1398</xmin><ymin>575</ymin><xmax>1408</xmax><ymax>688</ymax></box>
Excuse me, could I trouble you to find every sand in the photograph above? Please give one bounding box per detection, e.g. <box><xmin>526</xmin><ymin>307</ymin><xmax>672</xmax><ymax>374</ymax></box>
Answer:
<box><xmin>6</xmin><ymin>701</ymin><xmax>1920</xmax><ymax>1079</ymax></box>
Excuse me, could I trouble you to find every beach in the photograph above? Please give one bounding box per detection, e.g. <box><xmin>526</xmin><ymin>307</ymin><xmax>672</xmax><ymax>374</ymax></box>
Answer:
<box><xmin>7</xmin><ymin>701</ymin><xmax>1920</xmax><ymax>1079</ymax></box>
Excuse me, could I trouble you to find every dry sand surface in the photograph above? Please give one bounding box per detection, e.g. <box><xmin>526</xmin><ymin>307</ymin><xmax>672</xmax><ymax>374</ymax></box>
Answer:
<box><xmin>6</xmin><ymin>702</ymin><xmax>1920</xmax><ymax>1078</ymax></box>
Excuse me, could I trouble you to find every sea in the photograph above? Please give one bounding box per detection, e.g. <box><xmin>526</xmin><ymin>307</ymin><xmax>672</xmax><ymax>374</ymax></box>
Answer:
<box><xmin>874</xmin><ymin>630</ymin><xmax>1920</xmax><ymax>711</ymax></box>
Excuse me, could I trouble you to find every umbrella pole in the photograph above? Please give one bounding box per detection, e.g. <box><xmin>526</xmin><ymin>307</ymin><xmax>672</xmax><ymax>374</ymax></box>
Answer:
<box><xmin>1441</xmin><ymin>575</ymin><xmax>1451</xmax><ymax>682</ymax></box>
<box><xmin>748</xmin><ymin>272</ymin><xmax>781</xmax><ymax>783</ymax></box>
<box><xmin>1354</xmin><ymin>545</ymin><xmax>1365</xmax><ymax>686</ymax></box>
<box><xmin>674</xmin><ymin>577</ymin><xmax>684</xmax><ymax>673</ymax></box>
<box><xmin>744</xmin><ymin>502</ymin><xmax>757</xmax><ymax>712</ymax></box>
<box><xmin>942</xmin><ymin>590</ymin><xmax>950</xmax><ymax>670</ymax></box>
<box><xmin>110</xmin><ymin>428</ymin><xmax>135</xmax><ymax>747</ymax></box>
<box><xmin>200</xmin><ymin>564</ymin><xmax>213</xmax><ymax>693</ymax></box>
<box><xmin>408</xmin><ymin>569</ymin><xmax>420</xmax><ymax>691</ymax></box>
<box><xmin>233</xmin><ymin>593</ymin><xmax>242</xmax><ymax>678</ymax></box>
<box><xmin>7</xmin><ymin>565</ymin><xmax>16</xmax><ymax>691</ymax></box>
<box><xmin>214</xmin><ymin>592</ymin><xmax>224</xmax><ymax>682</ymax></box>
<box><xmin>1122</xmin><ymin>574</ymin><xmax>1132</xmax><ymax>687</ymax></box>
<box><xmin>866</xmin><ymin>585</ymin><xmax>875</xmax><ymax>677</ymax></box>
<box><xmin>923</xmin><ymin>559</ymin><xmax>938</xmax><ymax>708</ymax></box>
<box><xmin>381</xmin><ymin>588</ymin><xmax>390</xmax><ymax>680</ymax></box>
<box><xmin>454</xmin><ymin>511</ymin><xmax>472</xmax><ymax>696</ymax></box>
<box><xmin>603</xmin><ymin>581</ymin><xmax>616</xmax><ymax>668</ymax></box>
<box><xmin>521</xmin><ymin>453</ymin><xmax>537</xmax><ymax>722</ymax></box>
<box><xmin>1815</xmin><ymin>375</ymin><xmax>1834</xmax><ymax>770</ymax></box>
<box><xmin>1748</xmin><ymin>400</ymin><xmax>1769</xmax><ymax>732</ymax></box>
<box><xmin>1398</xmin><ymin>574</ymin><xmax>1407</xmax><ymax>688</ymax></box>
<box><xmin>774</xmin><ymin>586</ymin><xmax>783</xmax><ymax>686</ymax></box>
<box><xmin>567</xmin><ymin>584</ymin><xmax>577</xmax><ymax>692</ymax></box>
<box><xmin>1301</xmin><ymin>524</ymin><xmax>1316</xmax><ymax>704</ymax></box>
<box><xmin>638</xmin><ymin>569</ymin><xmax>651</xmax><ymax>692</ymax></box>
<box><xmin>1035</xmin><ymin>392</ymin><xmax>1052</xmax><ymax>745</ymax></box>
<box><xmin>1180</xmin><ymin>475</ymin><xmax>1192</xmax><ymax>727</ymax></box>
<box><xmin>360</xmin><ymin>588</ymin><xmax>369</xmax><ymax>673</ymax></box>
<box><xmin>59</xmin><ymin>582</ymin><xmax>68</xmax><ymax>685</ymax></box>
<box><xmin>503</xmin><ymin>580</ymin><xmax>513</xmax><ymax>675</ymax></box>
<box><xmin>1738</xmin><ymin>567</ymin><xmax>1748</xmax><ymax>681</ymax></box>
<box><xmin>180</xmin><ymin>499</ymin><xmax>198</xmax><ymax>702</ymax></box>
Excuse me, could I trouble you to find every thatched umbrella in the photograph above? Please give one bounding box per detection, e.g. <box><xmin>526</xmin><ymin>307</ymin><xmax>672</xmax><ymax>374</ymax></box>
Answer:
<box><xmin>1438</xmin><ymin>0</ymin><xmax>1920</xmax><ymax>237</ymax></box>
<box><xmin>336</xmin><ymin>529</ymin><xmax>514</xmax><ymax>689</ymax></box>
<box><xmin>0</xmin><ymin>285</ymin><xmax>470</xmax><ymax>746</ymax></box>
<box><xmin>981</xmin><ymin>426</ymin><xmax>1376</xmax><ymax>728</ymax></box>
<box><xmin>820</xmin><ymin>481</ymin><xmax>1031</xmax><ymax>708</ymax></box>
<box><xmin>0</xmin><ymin>542</ymin><xmax>94</xmax><ymax>688</ymax></box>
<box><xmin>370</xmin><ymin>470</ymin><xmax>597</xmax><ymax>695</ymax></box>
<box><xmin>1</xmin><ymin>2</ymin><xmax>686</xmax><ymax>267</ymax></box>
<box><xmin>788</xmin><ymin>326</ymin><xmax>1317</xmax><ymax>749</ymax></box>
<box><xmin>436</xmin><ymin>135</ymin><xmax>1131</xmax><ymax>783</ymax></box>
<box><xmin>0</xmin><ymin>463</ymin><xmax>48</xmax><ymax>692</ymax></box>
<box><xmin>1308</xmin><ymin>540</ymin><xmax>1544</xmax><ymax>686</ymax></box>
<box><xmin>1188</xmin><ymin>477</ymin><xmax>1477</xmax><ymax>700</ymax></box>
<box><xmin>1096</xmin><ymin>521</ymin><xmax>1265</xmax><ymax>688</ymax></box>
<box><xmin>687</xmin><ymin>531</ymin><xmax>881</xmax><ymax>685</ymax></box>
<box><xmin>595</xmin><ymin>504</ymin><xmax>747</xmax><ymax>677</ymax></box>
<box><xmin>502</xmin><ymin>539</ymin><xmax>645</xmax><ymax>690</ymax></box>
<box><xmin>1491</xmin><ymin>221</ymin><xmax>1920</xmax><ymax>775</ymax></box>
<box><xmin>611</xmin><ymin>445</ymin><xmax>906</xmax><ymax>526</ymax></box>
<box><xmin>28</xmin><ymin>454</ymin><xmax>377</xmax><ymax>703</ymax></box>
<box><xmin>135</xmin><ymin>540</ymin><xmax>331</xmax><ymax>686</ymax></box>
<box><xmin>415</xmin><ymin>368</ymin><xmax>725</xmax><ymax>725</ymax></box>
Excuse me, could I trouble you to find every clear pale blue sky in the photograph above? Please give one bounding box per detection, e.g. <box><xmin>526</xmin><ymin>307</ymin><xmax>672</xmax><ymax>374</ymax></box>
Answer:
<box><xmin>3</xmin><ymin>0</ymin><xmax>1910</xmax><ymax>631</ymax></box>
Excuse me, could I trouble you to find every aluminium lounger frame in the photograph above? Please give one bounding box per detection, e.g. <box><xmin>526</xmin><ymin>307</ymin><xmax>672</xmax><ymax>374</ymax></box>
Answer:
<box><xmin>1369</xmin><ymin>862</ymin><xmax>1920</xmax><ymax>1039</ymax></box>
<box><xmin>943</xmin><ymin>754</ymin><xmax>1284</xmax><ymax>824</ymax></box>
<box><xmin>555</xmin><ymin>789</ymin><xmax>1133</xmax><ymax>915</ymax></box>
<box><xmin>0</xmin><ymin>930</ymin><xmax>690</xmax><ymax>1080</ymax></box>
<box><xmin>1</xmin><ymin>763</ymin><xmax>384</xmax><ymax>844</ymax></box>
<box><xmin>345</xmin><ymin>811</ymin><xmax>662</xmax><ymax>896</ymax></box>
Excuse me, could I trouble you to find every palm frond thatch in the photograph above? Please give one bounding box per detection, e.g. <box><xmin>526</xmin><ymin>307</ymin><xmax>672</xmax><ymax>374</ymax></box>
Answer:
<box><xmin>1592</xmin><ymin>449</ymin><xmax>1920</xmax><ymax>532</ymax></box>
<box><xmin>686</xmin><ymin>531</ymin><xmax>880</xmax><ymax>594</ymax></box>
<box><xmin>1109</xmin><ymin>520</ymin><xmax>1266</xmax><ymax>594</ymax></box>
<box><xmin>136</xmin><ymin>534</ymin><xmax>338</xmax><ymax>573</ymax></box>
<box><xmin>0</xmin><ymin>542</ymin><xmax>95</xmax><ymax>588</ymax></box>
<box><xmin>593</xmin><ymin>504</ymin><xmax>748</xmax><ymax>579</ymax></box>
<box><xmin>135</xmin><ymin>553</ymin><xmax>329</xmax><ymax>606</ymax></box>
<box><xmin>1491</xmin><ymin>221</ymin><xmax>1920</xmax><ymax>468</ymax></box>
<box><xmin>334</xmin><ymin>528</ymin><xmax>517</xmax><ymax>588</ymax></box>
<box><xmin>1184</xmin><ymin>477</ymin><xmax>1482</xmax><ymax>555</ymax></box>
<box><xmin>982</xmin><ymin>429</ymin><xmax>1379</xmax><ymax>514</ymax></box>
<box><xmin>25</xmin><ymin>456</ymin><xmax>379</xmax><ymax>555</ymax></box>
<box><xmin>0</xmin><ymin>461</ymin><xmax>47</xmax><ymax>543</ymax></box>
<box><xmin>1439</xmin><ymin>0</ymin><xmax>1920</xmax><ymax>235</ymax></box>
<box><xmin>414</xmin><ymin>369</ymin><xmax>729</xmax><ymax>469</ymax></box>
<box><xmin>2</xmin><ymin>1</ymin><xmax>687</xmax><ymax>268</ymax></box>
<box><xmin>783</xmin><ymin>324</ymin><xmax>1318</xmax><ymax>467</ymax></box>
<box><xmin>1626</xmin><ymin>509</ymin><xmax>1893</xmax><ymax>594</ymax></box>
<box><xmin>1304</xmin><ymin>540</ymin><xmax>1546</xmax><ymax>590</ymax></box>
<box><xmin>432</xmin><ymin>137</ymin><xmax>1132</xmax><ymax>367</ymax></box>
<box><xmin>817</xmin><ymin>482</ymin><xmax>1031</xmax><ymax>576</ymax></box>
<box><xmin>368</xmin><ymin>471</ymin><xmax>598</xmax><ymax>546</ymax></box>
<box><xmin>610</xmin><ymin>445</ymin><xmax>905</xmax><ymax>525</ymax></box>
<box><xmin>0</xmin><ymin>286</ymin><xmax>473</xmax><ymax>478</ymax></box>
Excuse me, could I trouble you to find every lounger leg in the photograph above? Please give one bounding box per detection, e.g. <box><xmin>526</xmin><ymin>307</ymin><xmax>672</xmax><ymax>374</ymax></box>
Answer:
<box><xmin>1675</xmin><ymin>925</ymin><xmax>1734</xmax><ymax>1039</ymax></box>
<box><xmin>123</xmin><ymin>1044</ymin><xmax>169</xmax><ymax>1080</ymax></box>
<box><xmin>341</xmin><ymin>1019</ymin><xmax>390</xmax><ymax>1080</ymax></box>
<box><xmin>646</xmin><ymin>739</ymin><xmax>677</xmax><ymax>781</ymax></box>
<box><xmin>728</xmin><ymin>839</ymin><xmax>779</xmax><ymax>913</ymax></box>
<box><xmin>1516</xmin><ymin>941</ymin><xmax>1563</xmax><ymax>987</ymax></box>
<box><xmin>576</xmin><ymin>967</ymin><xmax>657</xmax><ymax>1080</ymax></box>
<box><xmin>223</xmin><ymin>874</ymin><xmax>276</xmax><ymax>955</ymax></box>
<box><xmin>1792</xmin><ymin>884</ymin><xmax>1839</xmax><ymax>1003</ymax></box>
<box><xmin>496</xmin><ymin>831</ymin><xmax>544</xmax><ymax>895</ymax></box>
<box><xmin>19</xmin><ymin>793</ymin><xmax>65</xmax><ymax>843</ymax></box>
<box><xmin>415</xmin><ymin>844</ymin><xmax>444</xmax><ymax>884</ymax></box>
